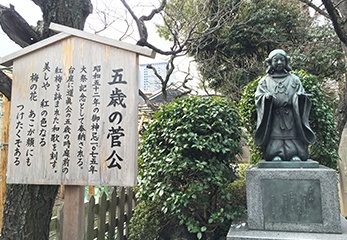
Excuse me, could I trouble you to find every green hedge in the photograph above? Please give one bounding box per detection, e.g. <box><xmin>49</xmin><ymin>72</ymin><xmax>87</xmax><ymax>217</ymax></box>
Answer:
<box><xmin>130</xmin><ymin>96</ymin><xmax>245</xmax><ymax>240</ymax></box>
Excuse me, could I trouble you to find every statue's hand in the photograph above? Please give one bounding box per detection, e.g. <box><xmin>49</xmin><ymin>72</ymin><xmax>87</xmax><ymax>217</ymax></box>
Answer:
<box><xmin>265</xmin><ymin>92</ymin><xmax>275</xmax><ymax>99</ymax></box>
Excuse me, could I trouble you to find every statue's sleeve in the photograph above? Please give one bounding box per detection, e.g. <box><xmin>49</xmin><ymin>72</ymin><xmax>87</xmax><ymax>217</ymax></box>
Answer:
<box><xmin>254</xmin><ymin>78</ymin><xmax>273</xmax><ymax>146</ymax></box>
<box><xmin>292</xmin><ymin>93</ymin><xmax>316</xmax><ymax>145</ymax></box>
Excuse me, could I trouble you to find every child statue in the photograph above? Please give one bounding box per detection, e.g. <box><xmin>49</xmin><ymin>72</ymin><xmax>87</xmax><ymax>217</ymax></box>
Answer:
<box><xmin>254</xmin><ymin>49</ymin><xmax>315</xmax><ymax>161</ymax></box>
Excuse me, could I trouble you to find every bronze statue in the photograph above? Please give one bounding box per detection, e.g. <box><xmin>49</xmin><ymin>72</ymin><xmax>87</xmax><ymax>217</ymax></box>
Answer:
<box><xmin>254</xmin><ymin>49</ymin><xmax>315</xmax><ymax>161</ymax></box>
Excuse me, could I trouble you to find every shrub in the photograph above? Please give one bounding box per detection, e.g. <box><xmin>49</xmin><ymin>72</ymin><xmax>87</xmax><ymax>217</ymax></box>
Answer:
<box><xmin>239</xmin><ymin>70</ymin><xmax>339</xmax><ymax>169</ymax></box>
<box><xmin>226</xmin><ymin>163</ymin><xmax>247</xmax><ymax>209</ymax></box>
<box><xmin>131</xmin><ymin>96</ymin><xmax>244</xmax><ymax>240</ymax></box>
<box><xmin>129</xmin><ymin>200</ymin><xmax>170</xmax><ymax>240</ymax></box>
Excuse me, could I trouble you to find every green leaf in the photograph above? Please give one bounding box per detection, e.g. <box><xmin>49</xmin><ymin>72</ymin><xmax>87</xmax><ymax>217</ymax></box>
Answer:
<box><xmin>197</xmin><ymin>232</ymin><xmax>202</xmax><ymax>239</ymax></box>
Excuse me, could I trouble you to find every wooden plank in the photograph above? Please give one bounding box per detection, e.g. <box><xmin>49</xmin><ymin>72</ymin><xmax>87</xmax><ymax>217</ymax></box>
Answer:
<box><xmin>49</xmin><ymin>23</ymin><xmax>156</xmax><ymax>58</ymax></box>
<box><xmin>88</xmin><ymin>186</ymin><xmax>95</xmax><ymax>196</ymax></box>
<box><xmin>125</xmin><ymin>187</ymin><xmax>134</xmax><ymax>238</ymax></box>
<box><xmin>117</xmin><ymin>187</ymin><xmax>126</xmax><ymax>240</ymax></box>
<box><xmin>84</xmin><ymin>195</ymin><xmax>95</xmax><ymax>240</ymax></box>
<box><xmin>338</xmin><ymin>126</ymin><xmax>347</xmax><ymax>216</ymax></box>
<box><xmin>108</xmin><ymin>188</ymin><xmax>117</xmax><ymax>239</ymax></box>
<box><xmin>60</xmin><ymin>185</ymin><xmax>65</xmax><ymax>199</ymax></box>
<box><xmin>97</xmin><ymin>191</ymin><xmax>107</xmax><ymax>240</ymax></box>
<box><xmin>0</xmin><ymin>96</ymin><xmax>10</xmax><ymax>234</ymax></box>
<box><xmin>56</xmin><ymin>203</ymin><xmax>64</xmax><ymax>240</ymax></box>
<box><xmin>0</xmin><ymin>32</ymin><xmax>71</xmax><ymax>67</ymax></box>
<box><xmin>62</xmin><ymin>185</ymin><xmax>84</xmax><ymax>240</ymax></box>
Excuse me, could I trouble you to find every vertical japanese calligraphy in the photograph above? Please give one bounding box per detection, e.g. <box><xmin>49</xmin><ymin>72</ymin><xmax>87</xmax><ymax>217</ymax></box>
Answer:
<box><xmin>40</xmin><ymin>63</ymin><xmax>50</xmax><ymax>151</ymax></box>
<box><xmin>77</xmin><ymin>66</ymin><xmax>88</xmax><ymax>169</ymax></box>
<box><xmin>50</xmin><ymin>66</ymin><xmax>63</xmax><ymax>173</ymax></box>
<box><xmin>89</xmin><ymin>65</ymin><xmax>101</xmax><ymax>174</ymax></box>
<box><xmin>106</xmin><ymin>68</ymin><xmax>127</xmax><ymax>169</ymax></box>
<box><xmin>29</xmin><ymin>73</ymin><xmax>38</xmax><ymax>102</ymax></box>
<box><xmin>6</xmin><ymin>36</ymin><xmax>141</xmax><ymax>186</ymax></box>
<box><xmin>14</xmin><ymin>105</ymin><xmax>24</xmax><ymax>166</ymax></box>
<box><xmin>62</xmin><ymin>66</ymin><xmax>75</xmax><ymax>174</ymax></box>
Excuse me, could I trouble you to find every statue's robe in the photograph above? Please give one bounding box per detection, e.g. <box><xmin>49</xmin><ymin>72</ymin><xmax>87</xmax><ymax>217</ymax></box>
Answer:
<box><xmin>254</xmin><ymin>73</ymin><xmax>315</xmax><ymax>161</ymax></box>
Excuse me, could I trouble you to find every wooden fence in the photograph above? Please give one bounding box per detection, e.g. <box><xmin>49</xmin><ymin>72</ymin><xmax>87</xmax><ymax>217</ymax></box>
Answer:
<box><xmin>50</xmin><ymin>187</ymin><xmax>136</xmax><ymax>240</ymax></box>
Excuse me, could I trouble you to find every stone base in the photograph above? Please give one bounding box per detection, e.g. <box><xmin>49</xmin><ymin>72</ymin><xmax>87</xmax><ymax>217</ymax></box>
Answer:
<box><xmin>227</xmin><ymin>215</ymin><xmax>347</xmax><ymax>240</ymax></box>
<box><xmin>258</xmin><ymin>159</ymin><xmax>319</xmax><ymax>168</ymax></box>
<box><xmin>246</xmin><ymin>165</ymin><xmax>342</xmax><ymax>233</ymax></box>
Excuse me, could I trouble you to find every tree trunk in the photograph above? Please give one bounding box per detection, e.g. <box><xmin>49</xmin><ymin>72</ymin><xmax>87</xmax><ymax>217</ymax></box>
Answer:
<box><xmin>1</xmin><ymin>185</ymin><xmax>59</xmax><ymax>240</ymax></box>
<box><xmin>0</xmin><ymin>71</ymin><xmax>11</xmax><ymax>100</ymax></box>
<box><xmin>335</xmin><ymin>42</ymin><xmax>347</xmax><ymax>140</ymax></box>
<box><xmin>335</xmin><ymin>92</ymin><xmax>347</xmax><ymax>139</ymax></box>
<box><xmin>0</xmin><ymin>1</ymin><xmax>92</xmax><ymax>239</ymax></box>
<box><xmin>32</xmin><ymin>0</ymin><xmax>92</xmax><ymax>38</ymax></box>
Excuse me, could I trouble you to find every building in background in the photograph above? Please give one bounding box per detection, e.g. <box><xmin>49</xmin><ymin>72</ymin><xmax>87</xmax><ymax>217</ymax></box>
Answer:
<box><xmin>139</xmin><ymin>62</ymin><xmax>175</xmax><ymax>92</ymax></box>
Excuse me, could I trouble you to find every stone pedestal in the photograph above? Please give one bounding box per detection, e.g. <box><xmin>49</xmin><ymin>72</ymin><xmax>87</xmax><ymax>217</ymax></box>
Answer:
<box><xmin>227</xmin><ymin>215</ymin><xmax>347</xmax><ymax>240</ymax></box>
<box><xmin>246</xmin><ymin>165</ymin><xmax>342</xmax><ymax>234</ymax></box>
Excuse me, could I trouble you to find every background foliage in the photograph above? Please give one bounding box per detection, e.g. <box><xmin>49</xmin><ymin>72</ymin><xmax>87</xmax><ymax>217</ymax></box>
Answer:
<box><xmin>130</xmin><ymin>96</ymin><xmax>245</xmax><ymax>240</ymax></box>
<box><xmin>158</xmin><ymin>0</ymin><xmax>344</xmax><ymax>102</ymax></box>
<box><xmin>239</xmin><ymin>70</ymin><xmax>339</xmax><ymax>168</ymax></box>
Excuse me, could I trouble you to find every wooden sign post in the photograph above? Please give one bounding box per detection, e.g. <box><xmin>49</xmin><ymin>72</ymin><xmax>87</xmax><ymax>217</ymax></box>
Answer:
<box><xmin>0</xmin><ymin>23</ymin><xmax>155</xmax><ymax>239</ymax></box>
<box><xmin>62</xmin><ymin>185</ymin><xmax>85</xmax><ymax>240</ymax></box>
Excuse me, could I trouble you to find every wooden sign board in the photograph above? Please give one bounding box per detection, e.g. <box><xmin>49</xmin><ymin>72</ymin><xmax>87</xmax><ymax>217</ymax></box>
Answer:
<box><xmin>1</xmin><ymin>23</ymin><xmax>155</xmax><ymax>186</ymax></box>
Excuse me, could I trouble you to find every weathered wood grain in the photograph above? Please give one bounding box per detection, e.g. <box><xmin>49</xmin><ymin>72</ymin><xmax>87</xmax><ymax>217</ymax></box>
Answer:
<box><xmin>108</xmin><ymin>188</ymin><xmax>117</xmax><ymax>239</ymax></box>
<box><xmin>97</xmin><ymin>191</ymin><xmax>107</xmax><ymax>240</ymax></box>
<box><xmin>62</xmin><ymin>185</ymin><xmax>84</xmax><ymax>240</ymax></box>
<box><xmin>117</xmin><ymin>187</ymin><xmax>126</xmax><ymax>240</ymax></box>
<box><xmin>84</xmin><ymin>194</ymin><xmax>95</xmax><ymax>240</ymax></box>
<box><xmin>7</xmin><ymin>34</ymin><xmax>142</xmax><ymax>186</ymax></box>
<box><xmin>0</xmin><ymin>96</ymin><xmax>10</xmax><ymax>234</ymax></box>
<box><xmin>125</xmin><ymin>187</ymin><xmax>133</xmax><ymax>238</ymax></box>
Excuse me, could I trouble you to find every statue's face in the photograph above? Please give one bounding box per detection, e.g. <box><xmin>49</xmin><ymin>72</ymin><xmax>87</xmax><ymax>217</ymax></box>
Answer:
<box><xmin>271</xmin><ymin>54</ymin><xmax>286</xmax><ymax>72</ymax></box>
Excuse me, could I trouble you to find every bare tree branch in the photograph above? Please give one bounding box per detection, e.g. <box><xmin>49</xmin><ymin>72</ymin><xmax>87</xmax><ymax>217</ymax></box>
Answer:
<box><xmin>139</xmin><ymin>89</ymin><xmax>159</xmax><ymax>112</ymax></box>
<box><xmin>120</xmin><ymin>0</ymin><xmax>166</xmax><ymax>46</ymax></box>
<box><xmin>174</xmin><ymin>73</ymin><xmax>193</xmax><ymax>99</ymax></box>
<box><xmin>121</xmin><ymin>0</ymin><xmax>178</xmax><ymax>55</ymax></box>
<box><xmin>322</xmin><ymin>0</ymin><xmax>347</xmax><ymax>44</ymax></box>
<box><xmin>147</xmin><ymin>64</ymin><xmax>165</xmax><ymax>85</ymax></box>
<box><xmin>121</xmin><ymin>0</ymin><xmax>238</xmax><ymax>56</ymax></box>
<box><xmin>147</xmin><ymin>54</ymin><xmax>177</xmax><ymax>103</ymax></box>
<box><xmin>299</xmin><ymin>0</ymin><xmax>330</xmax><ymax>18</ymax></box>
<box><xmin>118</xmin><ymin>17</ymin><xmax>133</xmax><ymax>41</ymax></box>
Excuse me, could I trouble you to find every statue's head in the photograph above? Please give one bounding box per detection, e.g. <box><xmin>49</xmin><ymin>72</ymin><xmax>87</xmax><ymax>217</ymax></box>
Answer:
<box><xmin>265</xmin><ymin>49</ymin><xmax>292</xmax><ymax>74</ymax></box>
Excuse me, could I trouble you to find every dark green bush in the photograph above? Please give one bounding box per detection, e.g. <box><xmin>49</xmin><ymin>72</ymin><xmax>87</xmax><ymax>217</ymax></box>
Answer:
<box><xmin>128</xmin><ymin>200</ymin><xmax>171</xmax><ymax>240</ymax></box>
<box><xmin>130</xmin><ymin>96</ymin><xmax>245</xmax><ymax>240</ymax></box>
<box><xmin>239</xmin><ymin>70</ymin><xmax>339</xmax><ymax>169</ymax></box>
<box><xmin>226</xmin><ymin>163</ymin><xmax>247</xmax><ymax>208</ymax></box>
